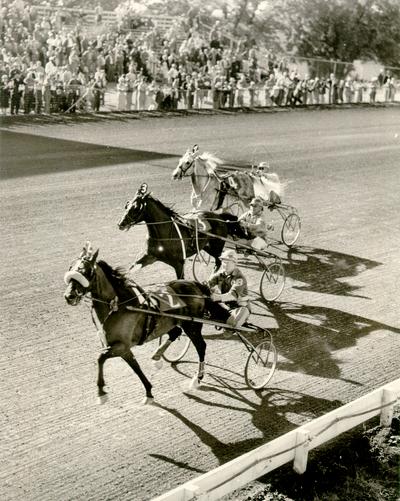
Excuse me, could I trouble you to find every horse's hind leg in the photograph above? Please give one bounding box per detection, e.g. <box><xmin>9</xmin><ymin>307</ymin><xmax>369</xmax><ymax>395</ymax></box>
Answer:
<box><xmin>121</xmin><ymin>350</ymin><xmax>154</xmax><ymax>405</ymax></box>
<box><xmin>151</xmin><ymin>325</ymin><xmax>182</xmax><ymax>362</ymax></box>
<box><xmin>183</xmin><ymin>323</ymin><xmax>206</xmax><ymax>387</ymax></box>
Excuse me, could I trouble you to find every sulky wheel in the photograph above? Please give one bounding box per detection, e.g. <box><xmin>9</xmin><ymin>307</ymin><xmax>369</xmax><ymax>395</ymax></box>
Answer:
<box><xmin>192</xmin><ymin>250</ymin><xmax>215</xmax><ymax>283</ymax></box>
<box><xmin>159</xmin><ymin>333</ymin><xmax>191</xmax><ymax>363</ymax></box>
<box><xmin>245</xmin><ymin>335</ymin><xmax>277</xmax><ymax>390</ymax></box>
<box><xmin>259</xmin><ymin>259</ymin><xmax>285</xmax><ymax>302</ymax></box>
<box><xmin>281</xmin><ymin>212</ymin><xmax>301</xmax><ymax>247</ymax></box>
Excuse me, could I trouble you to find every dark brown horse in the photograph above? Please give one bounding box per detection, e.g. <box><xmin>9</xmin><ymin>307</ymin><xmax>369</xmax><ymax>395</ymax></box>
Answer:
<box><xmin>64</xmin><ymin>241</ymin><xmax>211</xmax><ymax>404</ymax></box>
<box><xmin>117</xmin><ymin>183</ymin><xmax>244</xmax><ymax>278</ymax></box>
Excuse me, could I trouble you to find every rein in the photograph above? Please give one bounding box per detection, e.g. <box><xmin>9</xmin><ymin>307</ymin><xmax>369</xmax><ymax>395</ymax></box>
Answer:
<box><xmin>171</xmin><ymin>217</ymin><xmax>187</xmax><ymax>260</ymax></box>
<box><xmin>84</xmin><ymin>270</ymin><xmax>210</xmax><ymax>350</ymax></box>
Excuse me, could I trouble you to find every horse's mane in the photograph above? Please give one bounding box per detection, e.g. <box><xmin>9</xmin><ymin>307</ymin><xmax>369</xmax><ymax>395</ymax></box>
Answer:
<box><xmin>97</xmin><ymin>260</ymin><xmax>138</xmax><ymax>303</ymax></box>
<box><xmin>149</xmin><ymin>195</ymin><xmax>180</xmax><ymax>219</ymax></box>
<box><xmin>198</xmin><ymin>152</ymin><xmax>224</xmax><ymax>173</ymax></box>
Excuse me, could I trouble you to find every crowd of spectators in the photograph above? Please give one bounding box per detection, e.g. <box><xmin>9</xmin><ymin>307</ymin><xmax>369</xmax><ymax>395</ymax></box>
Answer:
<box><xmin>0</xmin><ymin>0</ymin><xmax>398</xmax><ymax>115</ymax></box>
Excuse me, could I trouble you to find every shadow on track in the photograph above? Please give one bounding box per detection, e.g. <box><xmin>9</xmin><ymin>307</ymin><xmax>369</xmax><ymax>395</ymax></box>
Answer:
<box><xmin>0</xmin><ymin>129</ymin><xmax>177</xmax><ymax>179</ymax></box>
<box><xmin>150</xmin><ymin>388</ymin><xmax>341</xmax><ymax>468</ymax></box>
<box><xmin>267</xmin><ymin>301</ymin><xmax>400</xmax><ymax>379</ymax></box>
<box><xmin>284</xmin><ymin>246</ymin><xmax>381</xmax><ymax>298</ymax></box>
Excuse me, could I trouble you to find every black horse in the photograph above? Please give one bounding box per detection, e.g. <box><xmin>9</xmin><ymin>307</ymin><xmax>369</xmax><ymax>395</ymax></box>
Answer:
<box><xmin>64</xmin><ymin>241</ymin><xmax>212</xmax><ymax>404</ymax></box>
<box><xmin>117</xmin><ymin>183</ymin><xmax>244</xmax><ymax>278</ymax></box>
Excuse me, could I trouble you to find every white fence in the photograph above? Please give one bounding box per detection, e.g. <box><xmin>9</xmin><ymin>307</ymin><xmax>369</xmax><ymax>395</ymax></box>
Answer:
<box><xmin>36</xmin><ymin>6</ymin><xmax>177</xmax><ymax>31</ymax></box>
<box><xmin>151</xmin><ymin>378</ymin><xmax>400</xmax><ymax>501</ymax></box>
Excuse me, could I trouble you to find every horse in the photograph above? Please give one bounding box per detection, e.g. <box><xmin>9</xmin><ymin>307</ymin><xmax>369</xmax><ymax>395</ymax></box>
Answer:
<box><xmin>172</xmin><ymin>144</ymin><xmax>285</xmax><ymax>212</ymax></box>
<box><xmin>117</xmin><ymin>183</ymin><xmax>245</xmax><ymax>279</ymax></box>
<box><xmin>64</xmin><ymin>241</ymin><xmax>212</xmax><ymax>404</ymax></box>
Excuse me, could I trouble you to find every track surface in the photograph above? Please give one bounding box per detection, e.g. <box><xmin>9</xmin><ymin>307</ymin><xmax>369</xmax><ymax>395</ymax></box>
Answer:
<box><xmin>1</xmin><ymin>108</ymin><xmax>400</xmax><ymax>501</ymax></box>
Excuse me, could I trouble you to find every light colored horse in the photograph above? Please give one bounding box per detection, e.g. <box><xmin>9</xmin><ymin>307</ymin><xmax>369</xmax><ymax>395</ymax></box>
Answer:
<box><xmin>172</xmin><ymin>145</ymin><xmax>284</xmax><ymax>212</ymax></box>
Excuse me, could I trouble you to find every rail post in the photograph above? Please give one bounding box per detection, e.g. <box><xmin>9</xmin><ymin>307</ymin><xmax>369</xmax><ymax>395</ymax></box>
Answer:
<box><xmin>380</xmin><ymin>389</ymin><xmax>396</xmax><ymax>427</ymax></box>
<box><xmin>293</xmin><ymin>429</ymin><xmax>311</xmax><ymax>474</ymax></box>
<box><xmin>184</xmin><ymin>483</ymin><xmax>200</xmax><ymax>498</ymax></box>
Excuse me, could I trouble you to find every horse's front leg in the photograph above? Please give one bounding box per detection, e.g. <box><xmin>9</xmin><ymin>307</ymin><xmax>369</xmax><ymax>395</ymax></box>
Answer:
<box><xmin>129</xmin><ymin>253</ymin><xmax>157</xmax><ymax>273</ymax></box>
<box><xmin>97</xmin><ymin>349</ymin><xmax>112</xmax><ymax>404</ymax></box>
<box><xmin>121</xmin><ymin>350</ymin><xmax>154</xmax><ymax>405</ymax></box>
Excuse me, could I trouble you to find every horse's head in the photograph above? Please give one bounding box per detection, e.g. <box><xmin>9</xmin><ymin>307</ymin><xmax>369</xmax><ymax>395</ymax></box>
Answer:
<box><xmin>64</xmin><ymin>241</ymin><xmax>99</xmax><ymax>305</ymax></box>
<box><xmin>172</xmin><ymin>144</ymin><xmax>199</xmax><ymax>180</ymax></box>
<box><xmin>118</xmin><ymin>183</ymin><xmax>150</xmax><ymax>231</ymax></box>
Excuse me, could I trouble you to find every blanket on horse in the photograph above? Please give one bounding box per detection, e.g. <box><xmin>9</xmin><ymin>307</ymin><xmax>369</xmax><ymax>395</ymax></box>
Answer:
<box><xmin>183</xmin><ymin>212</ymin><xmax>212</xmax><ymax>233</ymax></box>
<box><xmin>147</xmin><ymin>284</ymin><xmax>187</xmax><ymax>312</ymax></box>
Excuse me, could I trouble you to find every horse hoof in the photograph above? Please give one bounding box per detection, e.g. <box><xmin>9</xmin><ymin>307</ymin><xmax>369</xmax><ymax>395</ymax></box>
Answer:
<box><xmin>189</xmin><ymin>376</ymin><xmax>201</xmax><ymax>390</ymax></box>
<box><xmin>152</xmin><ymin>359</ymin><xmax>163</xmax><ymax>370</ymax></box>
<box><xmin>97</xmin><ymin>394</ymin><xmax>108</xmax><ymax>405</ymax></box>
<box><xmin>142</xmin><ymin>396</ymin><xmax>155</xmax><ymax>406</ymax></box>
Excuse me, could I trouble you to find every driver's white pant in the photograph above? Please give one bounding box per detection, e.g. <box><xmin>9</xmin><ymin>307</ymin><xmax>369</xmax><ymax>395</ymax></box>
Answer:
<box><xmin>226</xmin><ymin>306</ymin><xmax>250</xmax><ymax>328</ymax></box>
<box><xmin>250</xmin><ymin>236</ymin><xmax>268</xmax><ymax>251</ymax></box>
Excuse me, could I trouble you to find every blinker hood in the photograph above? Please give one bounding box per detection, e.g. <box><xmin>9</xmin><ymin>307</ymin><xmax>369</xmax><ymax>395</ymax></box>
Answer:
<box><xmin>64</xmin><ymin>270</ymin><xmax>90</xmax><ymax>288</ymax></box>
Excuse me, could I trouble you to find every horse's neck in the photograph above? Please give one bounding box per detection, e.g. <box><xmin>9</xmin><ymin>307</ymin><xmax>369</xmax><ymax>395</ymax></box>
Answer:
<box><xmin>144</xmin><ymin>201</ymin><xmax>174</xmax><ymax>237</ymax></box>
<box><xmin>91</xmin><ymin>266</ymin><xmax>118</xmax><ymax>323</ymax></box>
<box><xmin>192</xmin><ymin>159</ymin><xmax>218</xmax><ymax>196</ymax></box>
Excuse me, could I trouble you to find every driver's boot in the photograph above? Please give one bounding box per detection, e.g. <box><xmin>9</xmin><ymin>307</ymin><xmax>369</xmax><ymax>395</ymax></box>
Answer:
<box><xmin>221</xmin><ymin>316</ymin><xmax>236</xmax><ymax>338</ymax></box>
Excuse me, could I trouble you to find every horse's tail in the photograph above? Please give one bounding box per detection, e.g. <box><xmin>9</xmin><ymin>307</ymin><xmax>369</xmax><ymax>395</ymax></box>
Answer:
<box><xmin>260</xmin><ymin>172</ymin><xmax>286</xmax><ymax>198</ymax></box>
<box><xmin>195</xmin><ymin>281</ymin><xmax>211</xmax><ymax>298</ymax></box>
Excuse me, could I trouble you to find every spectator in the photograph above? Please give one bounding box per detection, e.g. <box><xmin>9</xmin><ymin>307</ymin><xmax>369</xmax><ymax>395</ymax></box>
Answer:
<box><xmin>136</xmin><ymin>75</ymin><xmax>148</xmax><ymax>110</ymax></box>
<box><xmin>236</xmin><ymin>73</ymin><xmax>247</xmax><ymax>107</ymax></box>
<box><xmin>91</xmin><ymin>75</ymin><xmax>103</xmax><ymax>112</ymax></box>
<box><xmin>328</xmin><ymin>73</ymin><xmax>338</xmax><ymax>104</ymax></box>
<box><xmin>10</xmin><ymin>71</ymin><xmax>24</xmax><ymax>115</ymax></box>
<box><xmin>318</xmin><ymin>77</ymin><xmax>328</xmax><ymax>104</ymax></box>
<box><xmin>67</xmin><ymin>72</ymin><xmax>83</xmax><ymax>113</ymax></box>
<box><xmin>344</xmin><ymin>76</ymin><xmax>354</xmax><ymax>103</ymax></box>
<box><xmin>369</xmin><ymin>77</ymin><xmax>377</xmax><ymax>103</ymax></box>
<box><xmin>0</xmin><ymin>75</ymin><xmax>10</xmax><ymax>114</ymax></box>
<box><xmin>117</xmin><ymin>74</ymin><xmax>128</xmax><ymax>110</ymax></box>
<box><xmin>34</xmin><ymin>71</ymin><xmax>44</xmax><ymax>114</ymax></box>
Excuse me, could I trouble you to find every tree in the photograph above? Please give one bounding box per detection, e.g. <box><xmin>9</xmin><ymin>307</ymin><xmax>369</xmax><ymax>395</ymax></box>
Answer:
<box><xmin>282</xmin><ymin>0</ymin><xmax>400</xmax><ymax>71</ymax></box>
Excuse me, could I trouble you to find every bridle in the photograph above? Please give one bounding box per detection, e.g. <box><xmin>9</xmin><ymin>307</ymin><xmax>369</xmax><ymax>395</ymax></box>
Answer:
<box><xmin>121</xmin><ymin>198</ymin><xmax>146</xmax><ymax>228</ymax></box>
<box><xmin>64</xmin><ymin>257</ymin><xmax>97</xmax><ymax>298</ymax></box>
<box><xmin>177</xmin><ymin>153</ymin><xmax>196</xmax><ymax>177</ymax></box>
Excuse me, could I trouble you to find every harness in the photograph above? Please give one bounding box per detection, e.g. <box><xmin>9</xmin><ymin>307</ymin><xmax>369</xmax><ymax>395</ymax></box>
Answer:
<box><xmin>89</xmin><ymin>292</ymin><xmax>157</xmax><ymax>349</ymax></box>
<box><xmin>79</xmin><ymin>268</ymin><xmax>158</xmax><ymax>350</ymax></box>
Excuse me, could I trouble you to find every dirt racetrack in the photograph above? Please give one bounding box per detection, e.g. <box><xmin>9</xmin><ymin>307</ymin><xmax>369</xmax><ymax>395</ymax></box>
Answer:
<box><xmin>1</xmin><ymin>107</ymin><xmax>400</xmax><ymax>501</ymax></box>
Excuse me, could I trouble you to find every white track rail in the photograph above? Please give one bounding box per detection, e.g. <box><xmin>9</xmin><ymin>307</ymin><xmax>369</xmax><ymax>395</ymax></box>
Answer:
<box><xmin>151</xmin><ymin>378</ymin><xmax>400</xmax><ymax>501</ymax></box>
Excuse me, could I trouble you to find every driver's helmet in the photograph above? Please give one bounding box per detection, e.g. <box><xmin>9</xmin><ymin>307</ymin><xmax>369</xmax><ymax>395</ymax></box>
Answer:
<box><xmin>249</xmin><ymin>196</ymin><xmax>264</xmax><ymax>209</ymax></box>
<box><xmin>258</xmin><ymin>161</ymin><xmax>269</xmax><ymax>171</ymax></box>
<box><xmin>220</xmin><ymin>249</ymin><xmax>238</xmax><ymax>264</ymax></box>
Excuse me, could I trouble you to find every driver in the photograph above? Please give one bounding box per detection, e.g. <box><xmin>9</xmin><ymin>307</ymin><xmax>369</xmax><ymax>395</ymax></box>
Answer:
<box><xmin>237</xmin><ymin>196</ymin><xmax>271</xmax><ymax>252</ymax></box>
<box><xmin>206</xmin><ymin>249</ymin><xmax>251</xmax><ymax>335</ymax></box>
